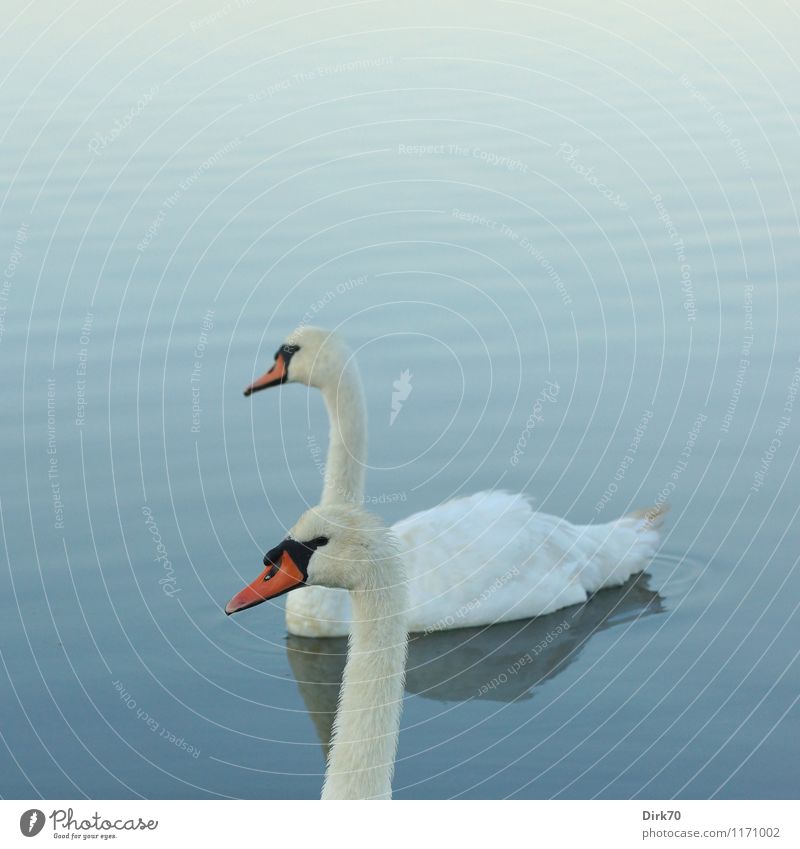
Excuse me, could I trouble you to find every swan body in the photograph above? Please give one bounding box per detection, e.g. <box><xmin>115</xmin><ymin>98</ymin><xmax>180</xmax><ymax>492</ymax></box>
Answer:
<box><xmin>245</xmin><ymin>327</ymin><xmax>664</xmax><ymax>638</ymax></box>
<box><xmin>226</xmin><ymin>504</ymin><xmax>408</xmax><ymax>799</ymax></box>
<box><xmin>287</xmin><ymin>492</ymin><xmax>662</xmax><ymax>637</ymax></box>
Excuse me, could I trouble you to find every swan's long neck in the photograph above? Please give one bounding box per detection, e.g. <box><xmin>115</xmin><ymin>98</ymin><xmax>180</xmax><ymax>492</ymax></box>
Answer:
<box><xmin>320</xmin><ymin>360</ymin><xmax>367</xmax><ymax>507</ymax></box>
<box><xmin>321</xmin><ymin>558</ymin><xmax>408</xmax><ymax>800</ymax></box>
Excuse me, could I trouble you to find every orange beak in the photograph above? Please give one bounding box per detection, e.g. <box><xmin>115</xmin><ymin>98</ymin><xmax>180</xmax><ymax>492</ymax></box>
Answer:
<box><xmin>225</xmin><ymin>550</ymin><xmax>306</xmax><ymax>615</ymax></box>
<box><xmin>243</xmin><ymin>353</ymin><xmax>288</xmax><ymax>397</ymax></box>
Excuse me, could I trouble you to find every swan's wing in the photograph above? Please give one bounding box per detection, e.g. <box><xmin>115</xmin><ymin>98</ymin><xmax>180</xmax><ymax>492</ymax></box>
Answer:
<box><xmin>392</xmin><ymin>491</ymin><xmax>661</xmax><ymax>631</ymax></box>
<box><xmin>391</xmin><ymin>491</ymin><xmax>583</xmax><ymax>630</ymax></box>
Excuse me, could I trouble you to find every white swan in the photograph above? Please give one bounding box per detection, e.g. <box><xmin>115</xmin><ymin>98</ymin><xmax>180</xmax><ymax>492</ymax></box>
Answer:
<box><xmin>245</xmin><ymin>326</ymin><xmax>665</xmax><ymax>637</ymax></box>
<box><xmin>226</xmin><ymin>503</ymin><xmax>407</xmax><ymax>800</ymax></box>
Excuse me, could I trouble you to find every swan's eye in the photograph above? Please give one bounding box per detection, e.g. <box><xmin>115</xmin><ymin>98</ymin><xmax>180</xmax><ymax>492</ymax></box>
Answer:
<box><xmin>307</xmin><ymin>536</ymin><xmax>329</xmax><ymax>550</ymax></box>
<box><xmin>272</xmin><ymin>344</ymin><xmax>301</xmax><ymax>363</ymax></box>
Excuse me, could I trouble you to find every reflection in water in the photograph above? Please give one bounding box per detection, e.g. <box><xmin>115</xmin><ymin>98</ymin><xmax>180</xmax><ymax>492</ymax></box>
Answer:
<box><xmin>286</xmin><ymin>572</ymin><xmax>663</xmax><ymax>754</ymax></box>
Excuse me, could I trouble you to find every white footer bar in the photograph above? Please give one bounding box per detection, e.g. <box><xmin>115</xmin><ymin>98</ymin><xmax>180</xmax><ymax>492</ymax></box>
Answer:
<box><xmin>2</xmin><ymin>800</ymin><xmax>796</xmax><ymax>847</ymax></box>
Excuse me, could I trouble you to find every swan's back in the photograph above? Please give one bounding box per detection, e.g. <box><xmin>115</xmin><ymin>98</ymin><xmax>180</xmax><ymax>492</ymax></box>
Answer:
<box><xmin>394</xmin><ymin>491</ymin><xmax>663</xmax><ymax>631</ymax></box>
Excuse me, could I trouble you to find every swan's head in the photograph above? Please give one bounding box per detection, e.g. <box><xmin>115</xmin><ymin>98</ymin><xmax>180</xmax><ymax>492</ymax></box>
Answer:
<box><xmin>225</xmin><ymin>504</ymin><xmax>397</xmax><ymax>615</ymax></box>
<box><xmin>243</xmin><ymin>326</ymin><xmax>350</xmax><ymax>396</ymax></box>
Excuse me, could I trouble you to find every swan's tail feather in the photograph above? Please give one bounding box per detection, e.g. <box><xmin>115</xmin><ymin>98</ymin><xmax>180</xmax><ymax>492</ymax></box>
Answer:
<box><xmin>577</xmin><ymin>504</ymin><xmax>667</xmax><ymax>595</ymax></box>
<box><xmin>628</xmin><ymin>502</ymin><xmax>670</xmax><ymax>530</ymax></box>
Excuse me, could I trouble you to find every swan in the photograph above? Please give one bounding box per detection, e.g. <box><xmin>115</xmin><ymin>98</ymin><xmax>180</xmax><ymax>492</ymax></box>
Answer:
<box><xmin>245</xmin><ymin>326</ymin><xmax>665</xmax><ymax>637</ymax></box>
<box><xmin>226</xmin><ymin>503</ymin><xmax>407</xmax><ymax>800</ymax></box>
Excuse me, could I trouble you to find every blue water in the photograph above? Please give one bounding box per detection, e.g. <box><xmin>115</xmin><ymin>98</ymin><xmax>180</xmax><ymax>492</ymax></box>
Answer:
<box><xmin>1</xmin><ymin>0</ymin><xmax>799</xmax><ymax>799</ymax></box>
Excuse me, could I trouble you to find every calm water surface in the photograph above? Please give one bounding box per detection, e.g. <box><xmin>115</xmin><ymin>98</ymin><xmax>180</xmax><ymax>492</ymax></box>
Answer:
<box><xmin>1</xmin><ymin>0</ymin><xmax>799</xmax><ymax>799</ymax></box>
